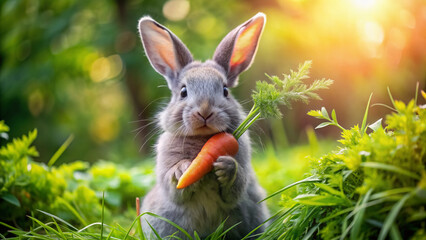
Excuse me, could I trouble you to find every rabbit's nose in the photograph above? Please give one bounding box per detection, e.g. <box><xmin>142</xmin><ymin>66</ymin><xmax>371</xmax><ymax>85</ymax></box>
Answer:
<box><xmin>197</xmin><ymin>111</ymin><xmax>213</xmax><ymax>121</ymax></box>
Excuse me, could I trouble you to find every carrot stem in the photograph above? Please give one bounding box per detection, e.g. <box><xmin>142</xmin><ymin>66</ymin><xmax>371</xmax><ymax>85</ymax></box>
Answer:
<box><xmin>234</xmin><ymin>112</ymin><xmax>261</xmax><ymax>139</ymax></box>
<box><xmin>233</xmin><ymin>105</ymin><xmax>260</xmax><ymax>139</ymax></box>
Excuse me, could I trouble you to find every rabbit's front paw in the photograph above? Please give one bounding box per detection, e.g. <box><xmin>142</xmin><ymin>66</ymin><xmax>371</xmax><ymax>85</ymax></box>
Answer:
<box><xmin>213</xmin><ymin>156</ymin><xmax>238</xmax><ymax>187</ymax></box>
<box><xmin>172</xmin><ymin>160</ymin><xmax>191</xmax><ymax>184</ymax></box>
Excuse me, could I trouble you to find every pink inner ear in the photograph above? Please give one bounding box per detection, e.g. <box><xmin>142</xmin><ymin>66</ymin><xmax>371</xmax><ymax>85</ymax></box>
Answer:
<box><xmin>157</xmin><ymin>41</ymin><xmax>177</xmax><ymax>71</ymax></box>
<box><xmin>143</xmin><ymin>21</ymin><xmax>178</xmax><ymax>71</ymax></box>
<box><xmin>230</xmin><ymin>17</ymin><xmax>264</xmax><ymax>67</ymax></box>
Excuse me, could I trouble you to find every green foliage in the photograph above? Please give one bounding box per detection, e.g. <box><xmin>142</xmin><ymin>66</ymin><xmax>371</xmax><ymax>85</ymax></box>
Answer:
<box><xmin>260</xmin><ymin>92</ymin><xmax>426</xmax><ymax>239</ymax></box>
<box><xmin>308</xmin><ymin>107</ymin><xmax>345</xmax><ymax>131</ymax></box>
<box><xmin>0</xmin><ymin>121</ymin><xmax>155</xmax><ymax>233</ymax></box>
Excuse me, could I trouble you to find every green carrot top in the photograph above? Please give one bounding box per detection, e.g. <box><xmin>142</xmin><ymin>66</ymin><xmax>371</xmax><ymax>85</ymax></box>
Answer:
<box><xmin>233</xmin><ymin>61</ymin><xmax>333</xmax><ymax>139</ymax></box>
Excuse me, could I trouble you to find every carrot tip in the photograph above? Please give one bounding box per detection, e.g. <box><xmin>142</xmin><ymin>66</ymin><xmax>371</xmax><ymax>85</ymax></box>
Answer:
<box><xmin>176</xmin><ymin>179</ymin><xmax>187</xmax><ymax>189</ymax></box>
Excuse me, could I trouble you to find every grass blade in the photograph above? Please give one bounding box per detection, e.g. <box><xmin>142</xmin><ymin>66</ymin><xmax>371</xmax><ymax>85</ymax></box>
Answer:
<box><xmin>387</xmin><ymin>87</ymin><xmax>396</xmax><ymax>109</ymax></box>
<box><xmin>350</xmin><ymin>188</ymin><xmax>373</xmax><ymax>240</ymax></box>
<box><xmin>37</xmin><ymin>210</ymin><xmax>78</xmax><ymax>231</ymax></box>
<box><xmin>27</xmin><ymin>216</ymin><xmax>62</xmax><ymax>238</ymax></box>
<box><xmin>241</xmin><ymin>208</ymin><xmax>286</xmax><ymax>240</ymax></box>
<box><xmin>302</xmin><ymin>224</ymin><xmax>319</xmax><ymax>240</ymax></box>
<box><xmin>361</xmin><ymin>93</ymin><xmax>373</xmax><ymax>135</ymax></box>
<box><xmin>217</xmin><ymin>222</ymin><xmax>240</xmax><ymax>239</ymax></box>
<box><xmin>57</xmin><ymin>197</ymin><xmax>88</xmax><ymax>226</ymax></box>
<box><xmin>106</xmin><ymin>228</ymin><xmax>115</xmax><ymax>240</ymax></box>
<box><xmin>50</xmin><ymin>217</ymin><xmax>65</xmax><ymax>239</ymax></box>
<box><xmin>370</xmin><ymin>187</ymin><xmax>413</xmax><ymax>201</ymax></box>
<box><xmin>414</xmin><ymin>82</ymin><xmax>419</xmax><ymax>104</ymax></box>
<box><xmin>101</xmin><ymin>191</ymin><xmax>105</xmax><ymax>240</ymax></box>
<box><xmin>136</xmin><ymin>197</ymin><xmax>145</xmax><ymax>240</ymax></box>
<box><xmin>294</xmin><ymin>194</ymin><xmax>350</xmax><ymax>206</ymax></box>
<box><xmin>78</xmin><ymin>222</ymin><xmax>109</xmax><ymax>232</ymax></box>
<box><xmin>206</xmin><ymin>219</ymin><xmax>226</xmax><ymax>239</ymax></box>
<box><xmin>194</xmin><ymin>231</ymin><xmax>201</xmax><ymax>240</ymax></box>
<box><xmin>389</xmin><ymin>223</ymin><xmax>403</xmax><ymax>240</ymax></box>
<box><xmin>360</xmin><ymin>162</ymin><xmax>420</xmax><ymax>179</ymax></box>
<box><xmin>48</xmin><ymin>134</ymin><xmax>74</xmax><ymax>167</ymax></box>
<box><xmin>124</xmin><ymin>212</ymin><xmax>192</xmax><ymax>240</ymax></box>
<box><xmin>378</xmin><ymin>192</ymin><xmax>412</xmax><ymax>240</ymax></box>
<box><xmin>259</xmin><ymin>176</ymin><xmax>320</xmax><ymax>203</ymax></box>
<box><xmin>314</xmin><ymin>183</ymin><xmax>346</xmax><ymax>198</ymax></box>
<box><xmin>371</xmin><ymin>103</ymin><xmax>396</xmax><ymax>112</ymax></box>
<box><xmin>146</xmin><ymin>220</ymin><xmax>162</xmax><ymax>239</ymax></box>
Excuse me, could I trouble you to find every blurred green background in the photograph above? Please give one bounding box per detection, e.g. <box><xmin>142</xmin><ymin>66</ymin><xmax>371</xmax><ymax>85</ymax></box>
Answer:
<box><xmin>1</xmin><ymin>0</ymin><xmax>425</xmax><ymax>165</ymax></box>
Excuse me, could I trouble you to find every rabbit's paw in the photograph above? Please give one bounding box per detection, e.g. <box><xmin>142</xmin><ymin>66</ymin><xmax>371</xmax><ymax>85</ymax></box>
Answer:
<box><xmin>213</xmin><ymin>156</ymin><xmax>238</xmax><ymax>187</ymax></box>
<box><xmin>172</xmin><ymin>160</ymin><xmax>192</xmax><ymax>184</ymax></box>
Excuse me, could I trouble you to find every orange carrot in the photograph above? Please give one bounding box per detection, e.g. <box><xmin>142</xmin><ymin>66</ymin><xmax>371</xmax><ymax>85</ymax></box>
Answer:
<box><xmin>176</xmin><ymin>132</ymin><xmax>239</xmax><ymax>189</ymax></box>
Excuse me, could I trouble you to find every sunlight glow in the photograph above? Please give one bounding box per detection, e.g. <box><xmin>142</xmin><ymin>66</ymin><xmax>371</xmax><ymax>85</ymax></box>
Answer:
<box><xmin>351</xmin><ymin>0</ymin><xmax>377</xmax><ymax>9</ymax></box>
<box><xmin>362</xmin><ymin>21</ymin><xmax>384</xmax><ymax>45</ymax></box>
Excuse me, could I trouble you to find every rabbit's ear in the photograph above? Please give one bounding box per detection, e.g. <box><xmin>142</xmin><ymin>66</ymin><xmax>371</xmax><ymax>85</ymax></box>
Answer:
<box><xmin>213</xmin><ymin>13</ymin><xmax>265</xmax><ymax>87</ymax></box>
<box><xmin>138</xmin><ymin>17</ymin><xmax>193</xmax><ymax>89</ymax></box>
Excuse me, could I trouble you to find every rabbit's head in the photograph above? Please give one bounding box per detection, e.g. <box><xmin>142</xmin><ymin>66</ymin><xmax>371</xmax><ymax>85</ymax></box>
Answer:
<box><xmin>138</xmin><ymin>13</ymin><xmax>265</xmax><ymax>136</ymax></box>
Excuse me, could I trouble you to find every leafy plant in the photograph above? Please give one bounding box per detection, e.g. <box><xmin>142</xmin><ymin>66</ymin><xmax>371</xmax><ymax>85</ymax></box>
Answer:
<box><xmin>260</xmin><ymin>88</ymin><xmax>426</xmax><ymax>239</ymax></box>
<box><xmin>0</xmin><ymin>121</ymin><xmax>155</xmax><ymax>233</ymax></box>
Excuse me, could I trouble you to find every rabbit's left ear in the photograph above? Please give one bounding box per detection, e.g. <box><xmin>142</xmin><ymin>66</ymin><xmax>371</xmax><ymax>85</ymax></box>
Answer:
<box><xmin>213</xmin><ymin>13</ymin><xmax>266</xmax><ymax>87</ymax></box>
<box><xmin>138</xmin><ymin>16</ymin><xmax>193</xmax><ymax>89</ymax></box>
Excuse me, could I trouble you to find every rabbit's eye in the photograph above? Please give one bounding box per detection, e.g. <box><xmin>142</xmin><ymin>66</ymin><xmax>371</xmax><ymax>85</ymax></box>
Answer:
<box><xmin>180</xmin><ymin>86</ymin><xmax>187</xmax><ymax>98</ymax></box>
<box><xmin>223</xmin><ymin>86</ymin><xmax>229</xmax><ymax>97</ymax></box>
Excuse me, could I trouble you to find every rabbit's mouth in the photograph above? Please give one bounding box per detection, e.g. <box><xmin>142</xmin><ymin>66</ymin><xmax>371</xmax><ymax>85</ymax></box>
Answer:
<box><xmin>179</xmin><ymin>107</ymin><xmax>229</xmax><ymax>136</ymax></box>
<box><xmin>189</xmin><ymin>119</ymin><xmax>225</xmax><ymax>135</ymax></box>
<box><xmin>198</xmin><ymin>125</ymin><xmax>211</xmax><ymax>131</ymax></box>
<box><xmin>193</xmin><ymin>124</ymin><xmax>220</xmax><ymax>135</ymax></box>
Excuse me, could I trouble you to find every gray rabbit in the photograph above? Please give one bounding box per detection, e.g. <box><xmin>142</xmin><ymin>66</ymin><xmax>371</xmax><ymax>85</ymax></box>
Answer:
<box><xmin>137</xmin><ymin>13</ymin><xmax>269</xmax><ymax>239</ymax></box>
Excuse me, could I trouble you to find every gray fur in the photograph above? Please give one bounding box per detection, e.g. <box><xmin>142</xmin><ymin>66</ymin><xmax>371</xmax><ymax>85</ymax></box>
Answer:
<box><xmin>138</xmin><ymin>13</ymin><xmax>269</xmax><ymax>239</ymax></box>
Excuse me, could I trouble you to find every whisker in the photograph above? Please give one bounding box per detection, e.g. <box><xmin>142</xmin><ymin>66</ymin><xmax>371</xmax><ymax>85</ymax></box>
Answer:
<box><xmin>138</xmin><ymin>97</ymin><xmax>169</xmax><ymax>117</ymax></box>
<box><xmin>128</xmin><ymin>118</ymin><xmax>155</xmax><ymax>124</ymax></box>
<box><xmin>170</xmin><ymin>120</ymin><xmax>185</xmax><ymax>145</ymax></box>
<box><xmin>132</xmin><ymin>120</ymin><xmax>158</xmax><ymax>134</ymax></box>
<box><xmin>139</xmin><ymin>127</ymin><xmax>162</xmax><ymax>152</ymax></box>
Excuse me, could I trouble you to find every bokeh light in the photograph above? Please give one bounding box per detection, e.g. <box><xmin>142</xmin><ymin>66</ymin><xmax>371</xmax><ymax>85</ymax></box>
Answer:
<box><xmin>90</xmin><ymin>54</ymin><xmax>124</xmax><ymax>83</ymax></box>
<box><xmin>90</xmin><ymin>113</ymin><xmax>119</xmax><ymax>143</ymax></box>
<box><xmin>163</xmin><ymin>0</ymin><xmax>190</xmax><ymax>21</ymax></box>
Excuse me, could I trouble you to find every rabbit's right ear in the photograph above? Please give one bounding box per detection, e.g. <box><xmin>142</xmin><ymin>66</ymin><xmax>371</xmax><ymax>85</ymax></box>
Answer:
<box><xmin>138</xmin><ymin>17</ymin><xmax>193</xmax><ymax>89</ymax></box>
<box><xmin>213</xmin><ymin>13</ymin><xmax>266</xmax><ymax>87</ymax></box>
